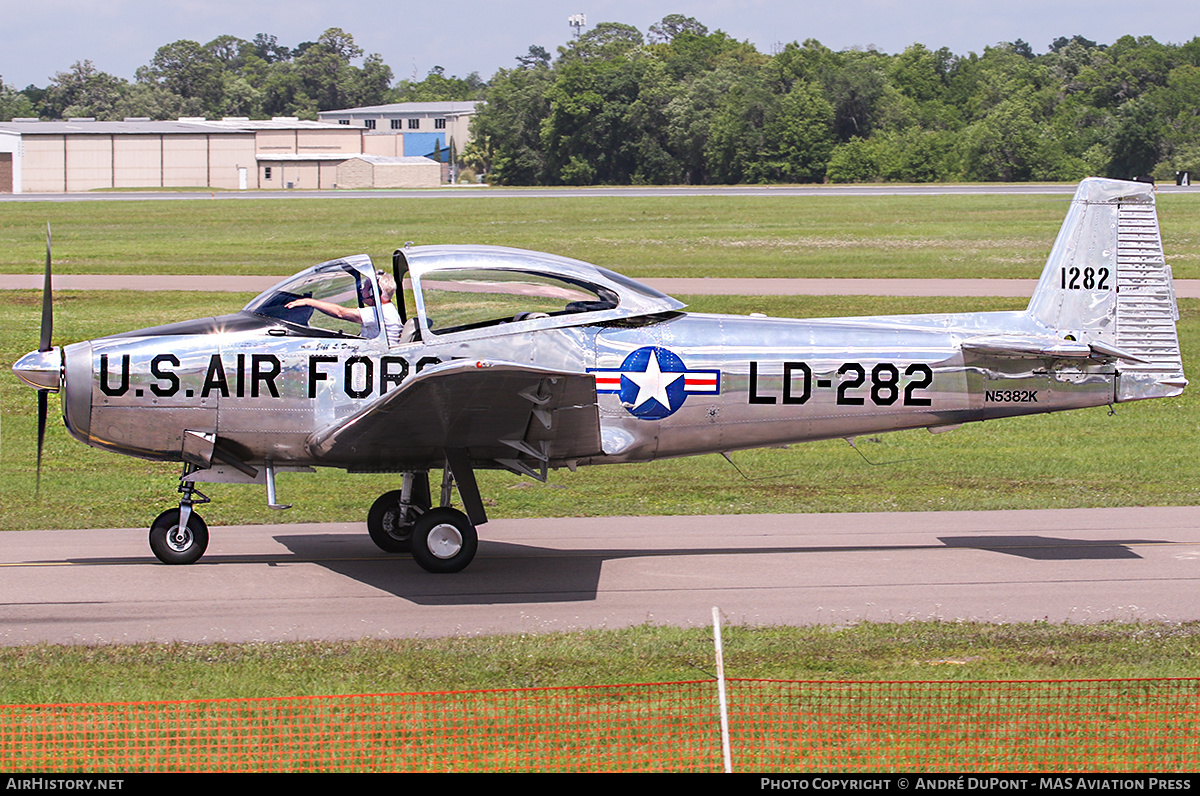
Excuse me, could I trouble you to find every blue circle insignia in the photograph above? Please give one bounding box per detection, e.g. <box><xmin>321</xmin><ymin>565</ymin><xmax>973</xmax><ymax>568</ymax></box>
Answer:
<box><xmin>617</xmin><ymin>346</ymin><xmax>689</xmax><ymax>420</ymax></box>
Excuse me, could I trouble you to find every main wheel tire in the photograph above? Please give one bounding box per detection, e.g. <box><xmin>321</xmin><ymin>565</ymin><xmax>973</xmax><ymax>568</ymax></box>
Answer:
<box><xmin>367</xmin><ymin>490</ymin><xmax>421</xmax><ymax>553</ymax></box>
<box><xmin>410</xmin><ymin>507</ymin><xmax>478</xmax><ymax>574</ymax></box>
<box><xmin>149</xmin><ymin>508</ymin><xmax>209</xmax><ymax>565</ymax></box>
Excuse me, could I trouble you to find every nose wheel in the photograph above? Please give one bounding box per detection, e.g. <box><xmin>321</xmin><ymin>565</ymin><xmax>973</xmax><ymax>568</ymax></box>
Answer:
<box><xmin>149</xmin><ymin>508</ymin><xmax>209</xmax><ymax>565</ymax></box>
<box><xmin>148</xmin><ymin>471</ymin><xmax>211</xmax><ymax>564</ymax></box>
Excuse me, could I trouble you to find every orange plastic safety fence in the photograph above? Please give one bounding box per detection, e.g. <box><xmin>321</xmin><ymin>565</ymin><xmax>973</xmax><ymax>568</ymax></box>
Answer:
<box><xmin>726</xmin><ymin>679</ymin><xmax>1200</xmax><ymax>772</ymax></box>
<box><xmin>1</xmin><ymin>678</ymin><xmax>1197</xmax><ymax>772</ymax></box>
<box><xmin>0</xmin><ymin>681</ymin><xmax>720</xmax><ymax>772</ymax></box>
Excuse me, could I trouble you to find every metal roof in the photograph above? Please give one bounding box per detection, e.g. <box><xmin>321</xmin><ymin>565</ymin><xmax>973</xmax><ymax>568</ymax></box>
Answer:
<box><xmin>318</xmin><ymin>101</ymin><xmax>482</xmax><ymax>116</ymax></box>
<box><xmin>0</xmin><ymin>118</ymin><xmax>351</xmax><ymax>135</ymax></box>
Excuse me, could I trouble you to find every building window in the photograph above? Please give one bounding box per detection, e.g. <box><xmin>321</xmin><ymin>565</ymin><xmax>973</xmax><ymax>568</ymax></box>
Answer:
<box><xmin>391</xmin><ymin>119</ymin><xmax>402</xmax><ymax>130</ymax></box>
<box><xmin>364</xmin><ymin>119</ymin><xmax>376</xmax><ymax>130</ymax></box>
<box><xmin>435</xmin><ymin>118</ymin><xmax>447</xmax><ymax>129</ymax></box>
<box><xmin>408</xmin><ymin>118</ymin><xmax>420</xmax><ymax>129</ymax></box>
<box><xmin>264</xmin><ymin>167</ymin><xmax>272</xmax><ymax>180</ymax></box>
<box><xmin>338</xmin><ymin>119</ymin><xmax>350</xmax><ymax>125</ymax></box>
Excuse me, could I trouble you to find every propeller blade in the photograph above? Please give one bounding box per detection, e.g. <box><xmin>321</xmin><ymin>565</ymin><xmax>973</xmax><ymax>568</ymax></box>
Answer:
<box><xmin>37</xmin><ymin>223</ymin><xmax>53</xmax><ymax>498</ymax></box>
<box><xmin>36</xmin><ymin>389</ymin><xmax>47</xmax><ymax>498</ymax></box>
<box><xmin>40</xmin><ymin>224</ymin><xmax>52</xmax><ymax>352</ymax></box>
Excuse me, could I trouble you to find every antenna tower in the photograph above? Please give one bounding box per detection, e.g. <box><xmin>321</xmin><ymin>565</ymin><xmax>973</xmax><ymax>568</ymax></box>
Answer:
<box><xmin>568</xmin><ymin>13</ymin><xmax>587</xmax><ymax>40</ymax></box>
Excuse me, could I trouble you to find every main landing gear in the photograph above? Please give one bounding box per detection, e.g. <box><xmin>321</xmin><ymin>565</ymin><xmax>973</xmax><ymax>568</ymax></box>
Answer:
<box><xmin>366</xmin><ymin>466</ymin><xmax>481</xmax><ymax>574</ymax></box>
<box><xmin>366</xmin><ymin>472</ymin><xmax>431</xmax><ymax>553</ymax></box>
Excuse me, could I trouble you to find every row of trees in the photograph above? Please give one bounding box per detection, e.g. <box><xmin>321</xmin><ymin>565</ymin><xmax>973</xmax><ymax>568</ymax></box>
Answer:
<box><xmin>0</xmin><ymin>29</ymin><xmax>406</xmax><ymax>122</ymax></box>
<box><xmin>3</xmin><ymin>18</ymin><xmax>1200</xmax><ymax>184</ymax></box>
<box><xmin>467</xmin><ymin>19</ymin><xmax>1200</xmax><ymax>184</ymax></box>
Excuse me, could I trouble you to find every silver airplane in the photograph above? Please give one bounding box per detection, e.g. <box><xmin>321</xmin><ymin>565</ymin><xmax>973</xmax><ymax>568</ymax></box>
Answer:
<box><xmin>13</xmin><ymin>178</ymin><xmax>1187</xmax><ymax>573</ymax></box>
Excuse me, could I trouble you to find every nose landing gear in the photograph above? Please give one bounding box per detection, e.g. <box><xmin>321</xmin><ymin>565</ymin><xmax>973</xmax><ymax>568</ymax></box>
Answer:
<box><xmin>149</xmin><ymin>507</ymin><xmax>209</xmax><ymax>565</ymax></box>
<box><xmin>149</xmin><ymin>475</ymin><xmax>210</xmax><ymax>564</ymax></box>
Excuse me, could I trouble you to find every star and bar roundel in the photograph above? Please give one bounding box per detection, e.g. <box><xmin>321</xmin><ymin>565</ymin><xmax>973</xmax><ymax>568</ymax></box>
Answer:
<box><xmin>590</xmin><ymin>346</ymin><xmax>721</xmax><ymax>420</ymax></box>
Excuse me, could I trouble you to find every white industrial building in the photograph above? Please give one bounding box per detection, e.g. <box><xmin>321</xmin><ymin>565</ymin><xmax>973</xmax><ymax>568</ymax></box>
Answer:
<box><xmin>0</xmin><ymin>116</ymin><xmax>445</xmax><ymax>193</ymax></box>
<box><xmin>317</xmin><ymin>101</ymin><xmax>481</xmax><ymax>163</ymax></box>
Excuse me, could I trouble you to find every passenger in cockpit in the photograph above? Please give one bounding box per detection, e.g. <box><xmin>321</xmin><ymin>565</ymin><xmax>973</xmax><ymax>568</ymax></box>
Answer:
<box><xmin>287</xmin><ymin>270</ymin><xmax>402</xmax><ymax>345</ymax></box>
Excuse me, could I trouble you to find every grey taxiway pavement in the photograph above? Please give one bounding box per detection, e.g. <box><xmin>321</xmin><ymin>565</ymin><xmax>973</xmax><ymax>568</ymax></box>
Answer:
<box><xmin>1</xmin><ymin>183</ymin><xmax>1195</xmax><ymax>202</ymax></box>
<box><xmin>4</xmin><ymin>281</ymin><xmax>1199</xmax><ymax>644</ymax></box>
<box><xmin>3</xmin><ymin>508</ymin><xmax>1199</xmax><ymax>645</ymax></box>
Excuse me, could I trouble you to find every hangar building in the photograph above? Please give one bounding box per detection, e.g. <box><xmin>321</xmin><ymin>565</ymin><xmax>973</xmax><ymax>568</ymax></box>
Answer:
<box><xmin>0</xmin><ymin>117</ymin><xmax>441</xmax><ymax>193</ymax></box>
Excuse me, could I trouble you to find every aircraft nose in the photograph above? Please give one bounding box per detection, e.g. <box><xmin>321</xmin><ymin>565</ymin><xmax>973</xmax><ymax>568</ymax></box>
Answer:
<box><xmin>13</xmin><ymin>347</ymin><xmax>62</xmax><ymax>391</ymax></box>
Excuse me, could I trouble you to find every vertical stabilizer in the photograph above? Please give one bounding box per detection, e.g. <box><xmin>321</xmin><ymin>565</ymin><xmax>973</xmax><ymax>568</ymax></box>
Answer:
<box><xmin>1027</xmin><ymin>178</ymin><xmax>1185</xmax><ymax>401</ymax></box>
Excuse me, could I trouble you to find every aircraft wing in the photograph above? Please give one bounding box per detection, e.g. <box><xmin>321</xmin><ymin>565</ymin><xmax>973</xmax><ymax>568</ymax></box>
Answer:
<box><xmin>306</xmin><ymin>359</ymin><xmax>603</xmax><ymax>474</ymax></box>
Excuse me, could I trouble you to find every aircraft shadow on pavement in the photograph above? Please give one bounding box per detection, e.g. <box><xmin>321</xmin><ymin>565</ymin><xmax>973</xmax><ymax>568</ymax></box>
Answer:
<box><xmin>273</xmin><ymin>533</ymin><xmax>607</xmax><ymax>604</ymax></box>
<box><xmin>937</xmin><ymin>535</ymin><xmax>1162</xmax><ymax>560</ymax></box>
<box><xmin>267</xmin><ymin>531</ymin><xmax>1172</xmax><ymax>606</ymax></box>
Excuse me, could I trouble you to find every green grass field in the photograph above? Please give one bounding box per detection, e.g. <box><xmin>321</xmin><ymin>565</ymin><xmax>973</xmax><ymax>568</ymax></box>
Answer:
<box><xmin>2</xmin><ymin>191</ymin><xmax>1198</xmax><ymax>536</ymax></box>
<box><xmin>3</xmin><ymin>622</ymin><xmax>1200</xmax><ymax>705</ymax></box>
<box><xmin>1</xmin><ymin>191</ymin><xmax>1198</xmax><ymax>279</ymax></box>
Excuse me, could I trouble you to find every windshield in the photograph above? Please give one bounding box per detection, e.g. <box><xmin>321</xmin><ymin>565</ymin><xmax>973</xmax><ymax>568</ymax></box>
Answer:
<box><xmin>245</xmin><ymin>261</ymin><xmax>375</xmax><ymax>338</ymax></box>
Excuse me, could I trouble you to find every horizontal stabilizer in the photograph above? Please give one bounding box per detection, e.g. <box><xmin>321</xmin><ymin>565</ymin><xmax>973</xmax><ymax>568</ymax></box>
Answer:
<box><xmin>962</xmin><ymin>335</ymin><xmax>1150</xmax><ymax>364</ymax></box>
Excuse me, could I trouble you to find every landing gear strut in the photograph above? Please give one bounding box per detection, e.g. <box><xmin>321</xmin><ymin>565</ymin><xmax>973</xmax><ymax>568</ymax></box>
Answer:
<box><xmin>149</xmin><ymin>466</ymin><xmax>210</xmax><ymax>565</ymax></box>
<box><xmin>370</xmin><ymin>453</ymin><xmax>485</xmax><ymax>573</ymax></box>
<box><xmin>367</xmin><ymin>472</ymin><xmax>431</xmax><ymax>553</ymax></box>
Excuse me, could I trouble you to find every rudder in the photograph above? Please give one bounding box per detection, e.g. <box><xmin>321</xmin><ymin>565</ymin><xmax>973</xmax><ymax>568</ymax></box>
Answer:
<box><xmin>1026</xmin><ymin>178</ymin><xmax>1186</xmax><ymax>401</ymax></box>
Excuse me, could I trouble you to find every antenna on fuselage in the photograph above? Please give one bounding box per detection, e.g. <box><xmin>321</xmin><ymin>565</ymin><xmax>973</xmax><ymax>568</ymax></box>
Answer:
<box><xmin>842</xmin><ymin>436</ymin><xmax>919</xmax><ymax>466</ymax></box>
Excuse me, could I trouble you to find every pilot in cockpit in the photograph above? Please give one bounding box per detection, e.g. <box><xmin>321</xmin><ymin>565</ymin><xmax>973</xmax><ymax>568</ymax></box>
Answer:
<box><xmin>286</xmin><ymin>269</ymin><xmax>403</xmax><ymax>346</ymax></box>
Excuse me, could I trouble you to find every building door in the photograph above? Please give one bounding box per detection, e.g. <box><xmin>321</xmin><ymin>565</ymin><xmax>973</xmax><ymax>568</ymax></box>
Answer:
<box><xmin>0</xmin><ymin>153</ymin><xmax>12</xmax><ymax>193</ymax></box>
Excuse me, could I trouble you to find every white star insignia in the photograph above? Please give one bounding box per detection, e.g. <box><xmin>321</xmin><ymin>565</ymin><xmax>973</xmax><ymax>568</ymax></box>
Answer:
<box><xmin>624</xmin><ymin>349</ymin><xmax>682</xmax><ymax>411</ymax></box>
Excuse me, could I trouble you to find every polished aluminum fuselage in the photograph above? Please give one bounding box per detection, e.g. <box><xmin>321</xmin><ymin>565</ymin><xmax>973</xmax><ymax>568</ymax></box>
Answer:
<box><xmin>60</xmin><ymin>305</ymin><xmax>1114</xmax><ymax>470</ymax></box>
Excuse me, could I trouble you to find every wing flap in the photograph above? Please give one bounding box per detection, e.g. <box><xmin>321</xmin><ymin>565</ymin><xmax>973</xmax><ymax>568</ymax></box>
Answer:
<box><xmin>306</xmin><ymin>359</ymin><xmax>602</xmax><ymax>470</ymax></box>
